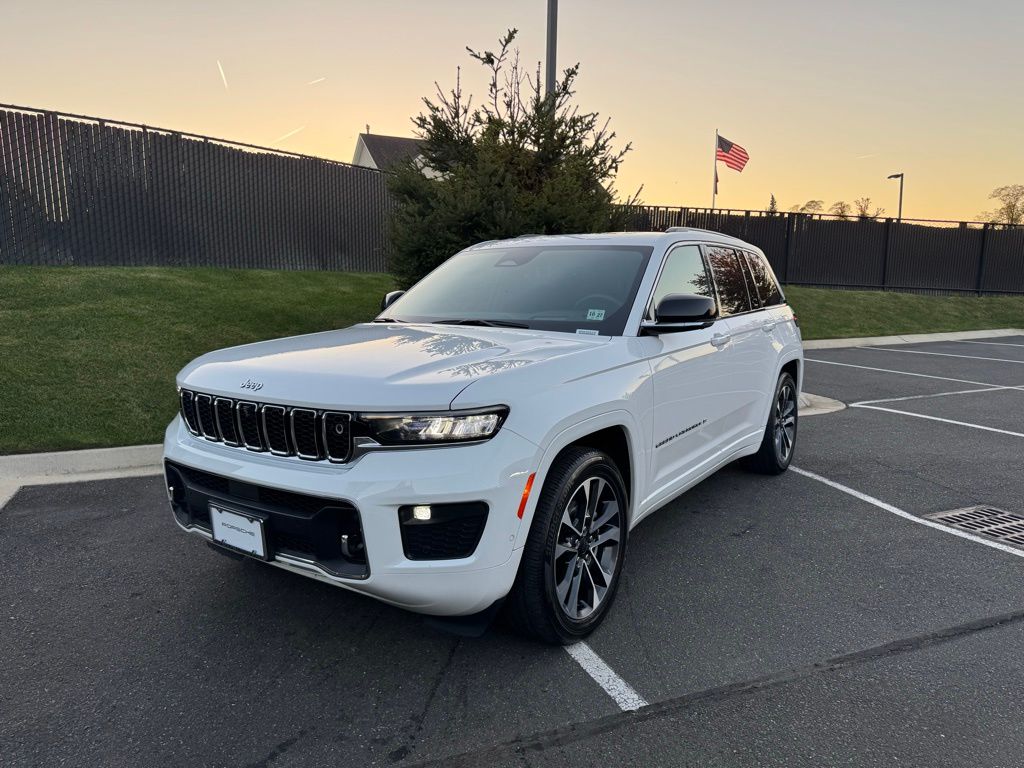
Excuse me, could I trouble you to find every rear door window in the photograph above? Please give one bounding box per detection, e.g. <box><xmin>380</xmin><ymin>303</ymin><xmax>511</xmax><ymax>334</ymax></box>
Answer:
<box><xmin>743</xmin><ymin>250</ymin><xmax>784</xmax><ymax>307</ymax></box>
<box><xmin>706</xmin><ymin>246</ymin><xmax>753</xmax><ymax>316</ymax></box>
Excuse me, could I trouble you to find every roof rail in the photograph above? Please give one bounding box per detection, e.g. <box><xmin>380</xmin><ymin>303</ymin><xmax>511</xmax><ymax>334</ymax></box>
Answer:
<box><xmin>515</xmin><ymin>233</ymin><xmax>543</xmax><ymax>238</ymax></box>
<box><xmin>664</xmin><ymin>226</ymin><xmax>725</xmax><ymax>235</ymax></box>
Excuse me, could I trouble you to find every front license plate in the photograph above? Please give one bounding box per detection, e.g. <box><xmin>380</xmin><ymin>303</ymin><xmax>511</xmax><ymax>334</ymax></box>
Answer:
<box><xmin>210</xmin><ymin>504</ymin><xmax>267</xmax><ymax>559</ymax></box>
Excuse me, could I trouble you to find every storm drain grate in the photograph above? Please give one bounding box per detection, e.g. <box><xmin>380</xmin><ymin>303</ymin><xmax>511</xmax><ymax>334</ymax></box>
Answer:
<box><xmin>926</xmin><ymin>506</ymin><xmax>1024</xmax><ymax>546</ymax></box>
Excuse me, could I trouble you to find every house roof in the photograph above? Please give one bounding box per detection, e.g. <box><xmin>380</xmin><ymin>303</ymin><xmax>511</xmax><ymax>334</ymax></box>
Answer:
<box><xmin>357</xmin><ymin>134</ymin><xmax>422</xmax><ymax>169</ymax></box>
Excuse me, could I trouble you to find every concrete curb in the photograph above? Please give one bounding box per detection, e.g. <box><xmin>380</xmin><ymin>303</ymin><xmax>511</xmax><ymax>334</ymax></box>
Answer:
<box><xmin>0</xmin><ymin>444</ymin><xmax>163</xmax><ymax>510</ymax></box>
<box><xmin>800</xmin><ymin>392</ymin><xmax>845</xmax><ymax>417</ymax></box>
<box><xmin>802</xmin><ymin>328</ymin><xmax>1023</xmax><ymax>350</ymax></box>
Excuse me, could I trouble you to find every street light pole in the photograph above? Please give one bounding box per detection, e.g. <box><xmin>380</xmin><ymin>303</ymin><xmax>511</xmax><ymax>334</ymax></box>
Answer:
<box><xmin>888</xmin><ymin>173</ymin><xmax>904</xmax><ymax>221</ymax></box>
<box><xmin>545</xmin><ymin>0</ymin><xmax>558</xmax><ymax>98</ymax></box>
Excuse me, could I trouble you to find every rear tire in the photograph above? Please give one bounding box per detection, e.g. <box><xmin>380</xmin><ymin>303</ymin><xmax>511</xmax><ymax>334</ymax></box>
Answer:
<box><xmin>504</xmin><ymin>447</ymin><xmax>628</xmax><ymax>645</ymax></box>
<box><xmin>742</xmin><ymin>371</ymin><xmax>798</xmax><ymax>475</ymax></box>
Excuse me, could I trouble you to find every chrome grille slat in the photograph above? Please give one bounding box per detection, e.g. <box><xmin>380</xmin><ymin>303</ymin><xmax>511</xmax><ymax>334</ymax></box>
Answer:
<box><xmin>179</xmin><ymin>390</ymin><xmax>200</xmax><ymax>435</ymax></box>
<box><xmin>290</xmin><ymin>408</ymin><xmax>321</xmax><ymax>460</ymax></box>
<box><xmin>194</xmin><ymin>394</ymin><xmax>218</xmax><ymax>441</ymax></box>
<box><xmin>262</xmin><ymin>404</ymin><xmax>292</xmax><ymax>456</ymax></box>
<box><xmin>178</xmin><ymin>390</ymin><xmax>351</xmax><ymax>463</ymax></box>
<box><xmin>322</xmin><ymin>412</ymin><xmax>352</xmax><ymax>463</ymax></box>
<box><xmin>214</xmin><ymin>397</ymin><xmax>240</xmax><ymax>446</ymax></box>
<box><xmin>237</xmin><ymin>401</ymin><xmax>264</xmax><ymax>451</ymax></box>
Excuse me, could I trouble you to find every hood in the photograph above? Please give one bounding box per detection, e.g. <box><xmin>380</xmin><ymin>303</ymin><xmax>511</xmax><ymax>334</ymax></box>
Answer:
<box><xmin>178</xmin><ymin>323</ymin><xmax>608</xmax><ymax>410</ymax></box>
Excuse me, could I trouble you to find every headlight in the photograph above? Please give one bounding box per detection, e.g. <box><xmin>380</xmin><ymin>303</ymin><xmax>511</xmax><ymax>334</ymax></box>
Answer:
<box><xmin>358</xmin><ymin>407</ymin><xmax>509</xmax><ymax>446</ymax></box>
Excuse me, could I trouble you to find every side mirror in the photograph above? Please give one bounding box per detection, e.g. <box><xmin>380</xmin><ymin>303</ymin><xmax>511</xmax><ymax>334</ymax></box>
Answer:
<box><xmin>641</xmin><ymin>294</ymin><xmax>717</xmax><ymax>335</ymax></box>
<box><xmin>380</xmin><ymin>290</ymin><xmax>405</xmax><ymax>312</ymax></box>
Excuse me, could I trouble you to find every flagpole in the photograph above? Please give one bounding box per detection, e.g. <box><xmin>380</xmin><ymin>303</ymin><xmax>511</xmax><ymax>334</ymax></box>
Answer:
<box><xmin>711</xmin><ymin>129</ymin><xmax>718</xmax><ymax>210</ymax></box>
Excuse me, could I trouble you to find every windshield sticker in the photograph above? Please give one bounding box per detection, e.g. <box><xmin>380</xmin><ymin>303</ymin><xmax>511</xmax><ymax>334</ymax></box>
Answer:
<box><xmin>576</xmin><ymin>328</ymin><xmax>600</xmax><ymax>336</ymax></box>
<box><xmin>586</xmin><ymin>308</ymin><xmax>606</xmax><ymax>320</ymax></box>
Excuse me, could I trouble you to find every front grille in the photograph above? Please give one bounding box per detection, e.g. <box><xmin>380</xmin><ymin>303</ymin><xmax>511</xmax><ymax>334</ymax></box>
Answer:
<box><xmin>179</xmin><ymin>390</ymin><xmax>352</xmax><ymax>463</ymax></box>
<box><xmin>165</xmin><ymin>460</ymin><xmax>368</xmax><ymax>579</ymax></box>
<box><xmin>398</xmin><ymin>503</ymin><xmax>489</xmax><ymax>560</ymax></box>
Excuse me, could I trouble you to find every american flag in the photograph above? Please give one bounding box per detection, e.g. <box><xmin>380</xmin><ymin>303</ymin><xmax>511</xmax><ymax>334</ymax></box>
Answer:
<box><xmin>716</xmin><ymin>135</ymin><xmax>749</xmax><ymax>172</ymax></box>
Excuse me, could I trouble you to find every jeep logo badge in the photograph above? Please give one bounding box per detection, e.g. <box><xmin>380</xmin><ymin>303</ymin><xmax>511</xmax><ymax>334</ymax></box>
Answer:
<box><xmin>240</xmin><ymin>378</ymin><xmax>263</xmax><ymax>391</ymax></box>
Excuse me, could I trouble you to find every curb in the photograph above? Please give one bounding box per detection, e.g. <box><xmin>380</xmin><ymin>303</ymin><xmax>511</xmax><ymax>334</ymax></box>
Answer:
<box><xmin>0</xmin><ymin>444</ymin><xmax>163</xmax><ymax>510</ymax></box>
<box><xmin>802</xmin><ymin>328</ymin><xmax>1023</xmax><ymax>350</ymax></box>
<box><xmin>800</xmin><ymin>392</ymin><xmax>845</xmax><ymax>417</ymax></box>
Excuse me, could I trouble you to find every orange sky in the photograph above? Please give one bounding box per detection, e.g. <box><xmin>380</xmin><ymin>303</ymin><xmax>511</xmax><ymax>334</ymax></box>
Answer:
<box><xmin>2</xmin><ymin>0</ymin><xmax>1021</xmax><ymax>221</ymax></box>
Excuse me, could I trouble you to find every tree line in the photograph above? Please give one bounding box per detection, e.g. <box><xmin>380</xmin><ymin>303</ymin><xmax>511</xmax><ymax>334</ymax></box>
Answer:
<box><xmin>770</xmin><ymin>185</ymin><xmax>1023</xmax><ymax>225</ymax></box>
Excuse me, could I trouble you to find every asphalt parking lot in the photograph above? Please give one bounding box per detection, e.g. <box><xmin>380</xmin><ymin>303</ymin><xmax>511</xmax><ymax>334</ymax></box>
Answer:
<box><xmin>3</xmin><ymin>334</ymin><xmax>1024</xmax><ymax>767</ymax></box>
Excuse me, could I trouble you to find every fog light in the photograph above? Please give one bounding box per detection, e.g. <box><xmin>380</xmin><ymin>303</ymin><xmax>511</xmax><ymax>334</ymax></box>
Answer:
<box><xmin>412</xmin><ymin>505</ymin><xmax>432</xmax><ymax>521</ymax></box>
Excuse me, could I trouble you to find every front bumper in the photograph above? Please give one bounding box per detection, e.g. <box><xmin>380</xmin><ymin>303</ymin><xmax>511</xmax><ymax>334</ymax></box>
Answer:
<box><xmin>163</xmin><ymin>417</ymin><xmax>539</xmax><ymax>616</ymax></box>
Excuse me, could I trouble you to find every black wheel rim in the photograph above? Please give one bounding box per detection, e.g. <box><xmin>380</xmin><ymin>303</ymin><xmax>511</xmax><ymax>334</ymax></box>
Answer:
<box><xmin>552</xmin><ymin>475</ymin><xmax>623</xmax><ymax>620</ymax></box>
<box><xmin>773</xmin><ymin>382</ymin><xmax>797</xmax><ymax>463</ymax></box>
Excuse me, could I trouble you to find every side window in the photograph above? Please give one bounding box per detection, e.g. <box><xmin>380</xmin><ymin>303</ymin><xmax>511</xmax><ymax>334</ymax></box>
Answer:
<box><xmin>743</xmin><ymin>251</ymin><xmax>784</xmax><ymax>307</ymax></box>
<box><xmin>706</xmin><ymin>246</ymin><xmax>753</xmax><ymax>316</ymax></box>
<box><xmin>648</xmin><ymin>245</ymin><xmax>713</xmax><ymax>319</ymax></box>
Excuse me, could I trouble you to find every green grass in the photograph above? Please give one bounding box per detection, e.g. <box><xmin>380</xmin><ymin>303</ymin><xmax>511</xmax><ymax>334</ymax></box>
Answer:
<box><xmin>784</xmin><ymin>286</ymin><xmax>1024</xmax><ymax>340</ymax></box>
<box><xmin>2</xmin><ymin>267</ymin><xmax>1022</xmax><ymax>454</ymax></box>
<box><xmin>1</xmin><ymin>266</ymin><xmax>393</xmax><ymax>455</ymax></box>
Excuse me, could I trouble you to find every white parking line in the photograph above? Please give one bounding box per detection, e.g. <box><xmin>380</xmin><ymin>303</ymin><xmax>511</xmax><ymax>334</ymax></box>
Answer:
<box><xmin>852</xmin><ymin>385</ymin><xmax>1018</xmax><ymax>406</ymax></box>
<box><xmin>866</xmin><ymin>347</ymin><xmax>1024</xmax><ymax>365</ymax></box>
<box><xmin>804</xmin><ymin>358</ymin><xmax>1024</xmax><ymax>390</ymax></box>
<box><xmin>953</xmin><ymin>340</ymin><xmax>1024</xmax><ymax>349</ymax></box>
<box><xmin>565</xmin><ymin>642</ymin><xmax>648</xmax><ymax>711</ymax></box>
<box><xmin>850</xmin><ymin>404</ymin><xmax>1024</xmax><ymax>438</ymax></box>
<box><xmin>790</xmin><ymin>466</ymin><xmax>1024</xmax><ymax>560</ymax></box>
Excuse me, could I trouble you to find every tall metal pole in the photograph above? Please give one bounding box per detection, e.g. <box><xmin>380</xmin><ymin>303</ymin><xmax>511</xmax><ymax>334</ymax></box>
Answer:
<box><xmin>711</xmin><ymin>129</ymin><xmax>718</xmax><ymax>210</ymax></box>
<box><xmin>888</xmin><ymin>172</ymin><xmax>904</xmax><ymax>221</ymax></box>
<box><xmin>545</xmin><ymin>0</ymin><xmax>558</xmax><ymax>97</ymax></box>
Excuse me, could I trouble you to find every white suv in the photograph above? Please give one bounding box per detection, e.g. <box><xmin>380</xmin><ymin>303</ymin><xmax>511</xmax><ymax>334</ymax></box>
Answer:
<box><xmin>164</xmin><ymin>230</ymin><xmax>802</xmax><ymax>643</ymax></box>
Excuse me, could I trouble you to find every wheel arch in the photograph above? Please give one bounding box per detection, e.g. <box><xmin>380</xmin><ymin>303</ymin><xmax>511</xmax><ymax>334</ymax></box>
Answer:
<box><xmin>515</xmin><ymin>412</ymin><xmax>640</xmax><ymax>550</ymax></box>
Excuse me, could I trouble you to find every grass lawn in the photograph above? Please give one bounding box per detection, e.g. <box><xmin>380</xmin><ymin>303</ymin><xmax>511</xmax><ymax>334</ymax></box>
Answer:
<box><xmin>783</xmin><ymin>286</ymin><xmax>1024</xmax><ymax>341</ymax></box>
<box><xmin>2</xmin><ymin>267</ymin><xmax>1022</xmax><ymax>454</ymax></box>
<box><xmin>1</xmin><ymin>266</ymin><xmax>393</xmax><ymax>455</ymax></box>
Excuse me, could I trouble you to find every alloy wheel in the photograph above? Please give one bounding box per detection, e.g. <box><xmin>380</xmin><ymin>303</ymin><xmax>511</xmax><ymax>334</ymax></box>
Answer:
<box><xmin>552</xmin><ymin>475</ymin><xmax>623</xmax><ymax>620</ymax></box>
<box><xmin>773</xmin><ymin>382</ymin><xmax>797</xmax><ymax>463</ymax></box>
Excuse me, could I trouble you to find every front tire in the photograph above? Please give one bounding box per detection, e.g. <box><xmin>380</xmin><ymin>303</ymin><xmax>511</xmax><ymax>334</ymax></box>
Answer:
<box><xmin>504</xmin><ymin>447</ymin><xmax>628</xmax><ymax>644</ymax></box>
<box><xmin>743</xmin><ymin>371</ymin><xmax>798</xmax><ymax>475</ymax></box>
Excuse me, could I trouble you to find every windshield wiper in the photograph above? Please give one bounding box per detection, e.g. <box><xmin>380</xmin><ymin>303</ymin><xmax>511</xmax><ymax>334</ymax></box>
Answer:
<box><xmin>432</xmin><ymin>318</ymin><xmax>530</xmax><ymax>329</ymax></box>
<box><xmin>371</xmin><ymin>317</ymin><xmax>405</xmax><ymax>323</ymax></box>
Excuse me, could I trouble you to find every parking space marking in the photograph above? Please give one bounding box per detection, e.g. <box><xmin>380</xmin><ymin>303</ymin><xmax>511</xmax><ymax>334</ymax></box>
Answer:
<box><xmin>852</xmin><ymin>385</ymin><xmax>1020</xmax><ymax>406</ymax></box>
<box><xmin>805</xmin><ymin>358</ymin><xmax>1024</xmax><ymax>390</ymax></box>
<box><xmin>565</xmin><ymin>642</ymin><xmax>648</xmax><ymax>711</ymax></box>
<box><xmin>790</xmin><ymin>466</ymin><xmax>1024</xmax><ymax>559</ymax></box>
<box><xmin>866</xmin><ymin>347</ymin><xmax>1024</xmax><ymax>365</ymax></box>
<box><xmin>849</xmin><ymin>405</ymin><xmax>1024</xmax><ymax>438</ymax></box>
<box><xmin>953</xmin><ymin>340</ymin><xmax>1024</xmax><ymax>349</ymax></box>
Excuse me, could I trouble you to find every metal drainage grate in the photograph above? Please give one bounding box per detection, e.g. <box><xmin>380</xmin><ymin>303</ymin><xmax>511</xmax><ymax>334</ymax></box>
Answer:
<box><xmin>926</xmin><ymin>506</ymin><xmax>1024</xmax><ymax>547</ymax></box>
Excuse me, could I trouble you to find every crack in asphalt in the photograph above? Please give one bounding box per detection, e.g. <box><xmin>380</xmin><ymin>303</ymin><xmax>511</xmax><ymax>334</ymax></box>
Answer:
<box><xmin>405</xmin><ymin>608</ymin><xmax>1024</xmax><ymax>767</ymax></box>
<box><xmin>388</xmin><ymin>639</ymin><xmax>462</xmax><ymax>763</ymax></box>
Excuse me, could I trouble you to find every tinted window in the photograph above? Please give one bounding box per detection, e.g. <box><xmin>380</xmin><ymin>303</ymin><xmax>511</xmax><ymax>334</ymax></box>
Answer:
<box><xmin>648</xmin><ymin>245</ymin><xmax>712</xmax><ymax>319</ymax></box>
<box><xmin>384</xmin><ymin>245</ymin><xmax>654</xmax><ymax>336</ymax></box>
<box><xmin>707</xmin><ymin>247</ymin><xmax>753</xmax><ymax>316</ymax></box>
<box><xmin>743</xmin><ymin>251</ymin><xmax>784</xmax><ymax>307</ymax></box>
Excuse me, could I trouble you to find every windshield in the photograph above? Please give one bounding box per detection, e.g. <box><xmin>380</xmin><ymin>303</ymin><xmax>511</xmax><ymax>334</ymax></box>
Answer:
<box><xmin>382</xmin><ymin>245</ymin><xmax>654</xmax><ymax>336</ymax></box>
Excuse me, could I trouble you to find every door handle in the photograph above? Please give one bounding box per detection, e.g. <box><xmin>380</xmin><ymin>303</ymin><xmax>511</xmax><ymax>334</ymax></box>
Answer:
<box><xmin>711</xmin><ymin>332</ymin><xmax>731</xmax><ymax>348</ymax></box>
<box><xmin>761</xmin><ymin>320</ymin><xmax>776</xmax><ymax>333</ymax></box>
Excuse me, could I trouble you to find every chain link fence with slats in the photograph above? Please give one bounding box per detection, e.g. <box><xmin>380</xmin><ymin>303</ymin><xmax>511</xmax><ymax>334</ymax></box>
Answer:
<box><xmin>0</xmin><ymin>104</ymin><xmax>393</xmax><ymax>272</ymax></box>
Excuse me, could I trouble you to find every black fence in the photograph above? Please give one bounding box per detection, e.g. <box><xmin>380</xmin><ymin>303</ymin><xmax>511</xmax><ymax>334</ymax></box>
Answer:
<box><xmin>0</xmin><ymin>104</ymin><xmax>393</xmax><ymax>271</ymax></box>
<box><xmin>3</xmin><ymin>103</ymin><xmax>1023</xmax><ymax>294</ymax></box>
<box><xmin>621</xmin><ymin>206</ymin><xmax>1024</xmax><ymax>295</ymax></box>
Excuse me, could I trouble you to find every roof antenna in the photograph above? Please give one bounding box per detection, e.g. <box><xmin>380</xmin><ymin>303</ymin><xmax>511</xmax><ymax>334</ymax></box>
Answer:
<box><xmin>366</xmin><ymin>124</ymin><xmax>370</xmax><ymax>135</ymax></box>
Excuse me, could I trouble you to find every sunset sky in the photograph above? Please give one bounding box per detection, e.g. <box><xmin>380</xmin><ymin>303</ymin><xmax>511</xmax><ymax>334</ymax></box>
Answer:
<box><xmin>2</xmin><ymin>0</ymin><xmax>1021</xmax><ymax>221</ymax></box>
